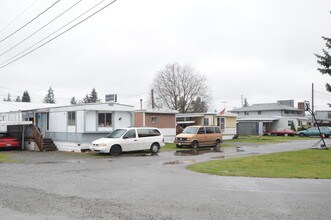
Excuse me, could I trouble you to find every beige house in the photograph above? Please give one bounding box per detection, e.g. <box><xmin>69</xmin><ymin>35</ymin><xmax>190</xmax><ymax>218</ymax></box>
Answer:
<box><xmin>176</xmin><ymin>112</ymin><xmax>237</xmax><ymax>140</ymax></box>
<box><xmin>134</xmin><ymin>109</ymin><xmax>178</xmax><ymax>142</ymax></box>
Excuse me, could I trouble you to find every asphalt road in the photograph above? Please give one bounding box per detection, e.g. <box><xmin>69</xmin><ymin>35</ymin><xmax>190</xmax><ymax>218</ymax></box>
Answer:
<box><xmin>0</xmin><ymin>139</ymin><xmax>330</xmax><ymax>219</ymax></box>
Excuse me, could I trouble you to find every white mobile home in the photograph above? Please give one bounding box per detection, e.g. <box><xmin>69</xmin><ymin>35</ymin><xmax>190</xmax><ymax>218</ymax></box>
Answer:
<box><xmin>0</xmin><ymin>102</ymin><xmax>134</xmax><ymax>152</ymax></box>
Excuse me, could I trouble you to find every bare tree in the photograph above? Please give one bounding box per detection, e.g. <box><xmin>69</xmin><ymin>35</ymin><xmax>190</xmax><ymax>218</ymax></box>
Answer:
<box><xmin>151</xmin><ymin>62</ymin><xmax>211</xmax><ymax>113</ymax></box>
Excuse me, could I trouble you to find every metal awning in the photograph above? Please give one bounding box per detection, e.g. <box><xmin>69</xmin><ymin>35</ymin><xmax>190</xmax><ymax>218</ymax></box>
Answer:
<box><xmin>177</xmin><ymin>121</ymin><xmax>195</xmax><ymax>124</ymax></box>
<box><xmin>237</xmin><ymin>117</ymin><xmax>279</xmax><ymax>123</ymax></box>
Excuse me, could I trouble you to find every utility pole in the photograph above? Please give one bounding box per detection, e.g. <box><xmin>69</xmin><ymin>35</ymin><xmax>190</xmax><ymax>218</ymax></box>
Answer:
<box><xmin>241</xmin><ymin>95</ymin><xmax>244</xmax><ymax>107</ymax></box>
<box><xmin>312</xmin><ymin>83</ymin><xmax>314</xmax><ymax>125</ymax></box>
<box><xmin>151</xmin><ymin>89</ymin><xmax>155</xmax><ymax>109</ymax></box>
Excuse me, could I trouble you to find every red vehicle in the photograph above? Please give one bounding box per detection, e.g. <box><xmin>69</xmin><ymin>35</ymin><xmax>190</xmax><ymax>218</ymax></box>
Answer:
<box><xmin>0</xmin><ymin>133</ymin><xmax>20</xmax><ymax>149</ymax></box>
<box><xmin>263</xmin><ymin>129</ymin><xmax>297</xmax><ymax>136</ymax></box>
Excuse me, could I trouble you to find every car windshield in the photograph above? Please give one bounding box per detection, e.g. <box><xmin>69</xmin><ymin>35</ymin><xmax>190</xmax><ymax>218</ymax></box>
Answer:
<box><xmin>182</xmin><ymin>127</ymin><xmax>198</xmax><ymax>134</ymax></box>
<box><xmin>106</xmin><ymin>129</ymin><xmax>127</xmax><ymax>138</ymax></box>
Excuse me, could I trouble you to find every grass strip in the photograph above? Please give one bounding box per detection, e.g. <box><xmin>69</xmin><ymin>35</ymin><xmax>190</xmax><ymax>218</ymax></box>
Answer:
<box><xmin>188</xmin><ymin>149</ymin><xmax>331</xmax><ymax>179</ymax></box>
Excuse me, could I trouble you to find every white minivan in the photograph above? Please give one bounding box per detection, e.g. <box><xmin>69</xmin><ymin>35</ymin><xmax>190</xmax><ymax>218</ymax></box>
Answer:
<box><xmin>90</xmin><ymin>127</ymin><xmax>165</xmax><ymax>155</ymax></box>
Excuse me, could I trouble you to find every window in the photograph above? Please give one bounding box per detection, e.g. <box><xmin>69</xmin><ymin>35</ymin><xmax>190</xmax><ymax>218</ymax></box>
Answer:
<box><xmin>288</xmin><ymin>120</ymin><xmax>293</xmax><ymax>126</ymax></box>
<box><xmin>258</xmin><ymin>111</ymin><xmax>261</xmax><ymax>115</ymax></box>
<box><xmin>123</xmin><ymin>129</ymin><xmax>136</xmax><ymax>139</ymax></box>
<box><xmin>198</xmin><ymin>127</ymin><xmax>205</xmax><ymax>134</ymax></box>
<box><xmin>98</xmin><ymin>113</ymin><xmax>112</xmax><ymax>127</ymax></box>
<box><xmin>151</xmin><ymin>116</ymin><xmax>157</xmax><ymax>123</ymax></box>
<box><xmin>220</xmin><ymin>118</ymin><xmax>225</xmax><ymax>130</ymax></box>
<box><xmin>214</xmin><ymin>126</ymin><xmax>221</xmax><ymax>133</ymax></box>
<box><xmin>298</xmin><ymin>120</ymin><xmax>302</xmax><ymax>127</ymax></box>
<box><xmin>68</xmin><ymin>111</ymin><xmax>76</xmax><ymax>126</ymax></box>
<box><xmin>203</xmin><ymin>118</ymin><xmax>209</xmax><ymax>125</ymax></box>
<box><xmin>244</xmin><ymin>112</ymin><xmax>249</xmax><ymax>115</ymax></box>
<box><xmin>206</xmin><ymin>127</ymin><xmax>214</xmax><ymax>134</ymax></box>
<box><xmin>137</xmin><ymin>129</ymin><xmax>161</xmax><ymax>137</ymax></box>
<box><xmin>217</xmin><ymin>117</ymin><xmax>225</xmax><ymax>130</ymax></box>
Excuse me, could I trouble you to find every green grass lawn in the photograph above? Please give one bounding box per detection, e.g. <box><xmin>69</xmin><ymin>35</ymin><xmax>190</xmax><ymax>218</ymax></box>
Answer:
<box><xmin>188</xmin><ymin>149</ymin><xmax>331</xmax><ymax>179</ymax></box>
<box><xmin>0</xmin><ymin>152</ymin><xmax>16</xmax><ymax>163</ymax></box>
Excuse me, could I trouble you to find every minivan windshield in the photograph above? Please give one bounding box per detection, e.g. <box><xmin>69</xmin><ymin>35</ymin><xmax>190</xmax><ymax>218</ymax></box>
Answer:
<box><xmin>107</xmin><ymin>129</ymin><xmax>127</xmax><ymax>138</ymax></box>
<box><xmin>182</xmin><ymin>127</ymin><xmax>198</xmax><ymax>134</ymax></box>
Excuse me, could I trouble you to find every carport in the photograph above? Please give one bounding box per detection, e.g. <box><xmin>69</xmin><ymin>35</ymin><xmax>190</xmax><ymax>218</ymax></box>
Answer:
<box><xmin>0</xmin><ymin>121</ymin><xmax>33</xmax><ymax>150</ymax></box>
<box><xmin>236</xmin><ymin>117</ymin><xmax>280</xmax><ymax>135</ymax></box>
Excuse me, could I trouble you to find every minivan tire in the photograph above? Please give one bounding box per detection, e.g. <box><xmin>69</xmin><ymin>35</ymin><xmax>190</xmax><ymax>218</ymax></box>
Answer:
<box><xmin>191</xmin><ymin>141</ymin><xmax>199</xmax><ymax>149</ymax></box>
<box><xmin>150</xmin><ymin>143</ymin><xmax>160</xmax><ymax>154</ymax></box>
<box><xmin>110</xmin><ymin>145</ymin><xmax>121</xmax><ymax>156</ymax></box>
<box><xmin>215</xmin><ymin>139</ymin><xmax>221</xmax><ymax>148</ymax></box>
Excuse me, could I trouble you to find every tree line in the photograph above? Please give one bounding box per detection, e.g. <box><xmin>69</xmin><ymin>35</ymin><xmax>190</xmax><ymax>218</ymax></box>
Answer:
<box><xmin>3</xmin><ymin>87</ymin><xmax>100</xmax><ymax>104</ymax></box>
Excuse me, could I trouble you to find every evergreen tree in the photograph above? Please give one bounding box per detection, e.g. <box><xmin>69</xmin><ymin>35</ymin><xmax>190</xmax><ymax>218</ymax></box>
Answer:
<box><xmin>22</xmin><ymin>91</ymin><xmax>31</xmax><ymax>102</ymax></box>
<box><xmin>243</xmin><ymin>98</ymin><xmax>249</xmax><ymax>107</ymax></box>
<box><xmin>3</xmin><ymin>93</ymin><xmax>11</xmax><ymax>101</ymax></box>
<box><xmin>190</xmin><ymin>97</ymin><xmax>208</xmax><ymax>112</ymax></box>
<box><xmin>83</xmin><ymin>88</ymin><xmax>100</xmax><ymax>103</ymax></box>
<box><xmin>315</xmin><ymin>36</ymin><xmax>331</xmax><ymax>106</ymax></box>
<box><xmin>43</xmin><ymin>87</ymin><xmax>55</xmax><ymax>103</ymax></box>
<box><xmin>15</xmin><ymin>96</ymin><xmax>21</xmax><ymax>102</ymax></box>
<box><xmin>70</xmin><ymin>96</ymin><xmax>77</xmax><ymax>104</ymax></box>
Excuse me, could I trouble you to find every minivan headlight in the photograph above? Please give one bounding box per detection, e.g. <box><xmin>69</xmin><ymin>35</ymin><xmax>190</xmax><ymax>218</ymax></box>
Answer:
<box><xmin>99</xmin><ymin>143</ymin><xmax>107</xmax><ymax>147</ymax></box>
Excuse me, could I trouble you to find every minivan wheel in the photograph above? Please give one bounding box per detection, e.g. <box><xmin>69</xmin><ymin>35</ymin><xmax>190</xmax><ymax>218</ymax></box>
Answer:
<box><xmin>110</xmin><ymin>145</ymin><xmax>121</xmax><ymax>156</ymax></box>
<box><xmin>191</xmin><ymin>141</ymin><xmax>199</xmax><ymax>149</ymax></box>
<box><xmin>150</xmin><ymin>143</ymin><xmax>160</xmax><ymax>154</ymax></box>
<box><xmin>215</xmin><ymin>139</ymin><xmax>221</xmax><ymax>148</ymax></box>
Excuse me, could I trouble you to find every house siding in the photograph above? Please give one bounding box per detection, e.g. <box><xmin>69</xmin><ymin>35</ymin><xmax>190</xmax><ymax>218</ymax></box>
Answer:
<box><xmin>134</xmin><ymin>112</ymin><xmax>144</xmax><ymax>127</ymax></box>
<box><xmin>144</xmin><ymin>113</ymin><xmax>175</xmax><ymax>128</ymax></box>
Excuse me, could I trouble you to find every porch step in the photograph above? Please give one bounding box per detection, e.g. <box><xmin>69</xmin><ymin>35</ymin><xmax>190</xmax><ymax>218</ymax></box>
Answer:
<box><xmin>42</xmin><ymin>138</ymin><xmax>57</xmax><ymax>151</ymax></box>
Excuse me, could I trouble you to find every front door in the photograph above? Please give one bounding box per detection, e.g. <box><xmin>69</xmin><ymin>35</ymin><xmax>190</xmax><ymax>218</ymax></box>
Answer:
<box><xmin>36</xmin><ymin>113</ymin><xmax>48</xmax><ymax>137</ymax></box>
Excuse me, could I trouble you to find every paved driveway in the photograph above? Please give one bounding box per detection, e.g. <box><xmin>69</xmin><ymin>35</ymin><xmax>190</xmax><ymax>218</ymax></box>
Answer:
<box><xmin>0</xmin><ymin>139</ymin><xmax>330</xmax><ymax>219</ymax></box>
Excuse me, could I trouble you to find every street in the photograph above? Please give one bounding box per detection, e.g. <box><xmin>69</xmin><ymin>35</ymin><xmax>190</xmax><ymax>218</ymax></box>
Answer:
<box><xmin>0</xmin><ymin>139</ymin><xmax>330</xmax><ymax>219</ymax></box>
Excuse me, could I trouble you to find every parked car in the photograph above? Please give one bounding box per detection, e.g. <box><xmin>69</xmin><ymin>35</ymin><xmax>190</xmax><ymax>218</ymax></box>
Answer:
<box><xmin>0</xmin><ymin>133</ymin><xmax>20</xmax><ymax>149</ymax></box>
<box><xmin>263</xmin><ymin>129</ymin><xmax>297</xmax><ymax>136</ymax></box>
<box><xmin>174</xmin><ymin>125</ymin><xmax>222</xmax><ymax>149</ymax></box>
<box><xmin>297</xmin><ymin>127</ymin><xmax>331</xmax><ymax>138</ymax></box>
<box><xmin>90</xmin><ymin>127</ymin><xmax>164</xmax><ymax>155</ymax></box>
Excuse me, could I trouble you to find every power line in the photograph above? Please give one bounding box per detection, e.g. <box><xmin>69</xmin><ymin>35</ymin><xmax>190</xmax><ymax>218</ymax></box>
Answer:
<box><xmin>0</xmin><ymin>0</ymin><xmax>62</xmax><ymax>44</ymax></box>
<box><xmin>0</xmin><ymin>0</ymin><xmax>39</xmax><ymax>35</ymax></box>
<box><xmin>0</xmin><ymin>0</ymin><xmax>83</xmax><ymax>57</ymax></box>
<box><xmin>0</xmin><ymin>0</ymin><xmax>118</xmax><ymax>70</ymax></box>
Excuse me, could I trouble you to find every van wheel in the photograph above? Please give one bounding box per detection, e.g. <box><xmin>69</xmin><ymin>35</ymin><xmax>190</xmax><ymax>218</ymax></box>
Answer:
<box><xmin>150</xmin><ymin>143</ymin><xmax>160</xmax><ymax>154</ymax></box>
<box><xmin>110</xmin><ymin>145</ymin><xmax>121</xmax><ymax>156</ymax></box>
<box><xmin>215</xmin><ymin>139</ymin><xmax>221</xmax><ymax>148</ymax></box>
<box><xmin>191</xmin><ymin>141</ymin><xmax>199</xmax><ymax>149</ymax></box>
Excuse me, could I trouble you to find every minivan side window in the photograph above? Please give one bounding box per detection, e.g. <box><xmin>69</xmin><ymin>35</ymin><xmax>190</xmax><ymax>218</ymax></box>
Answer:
<box><xmin>206</xmin><ymin>127</ymin><xmax>214</xmax><ymax>134</ymax></box>
<box><xmin>123</xmin><ymin>129</ymin><xmax>136</xmax><ymax>139</ymax></box>
<box><xmin>198</xmin><ymin>127</ymin><xmax>205</xmax><ymax>134</ymax></box>
<box><xmin>214</xmin><ymin>127</ymin><xmax>221</xmax><ymax>133</ymax></box>
<box><xmin>137</xmin><ymin>129</ymin><xmax>161</xmax><ymax>137</ymax></box>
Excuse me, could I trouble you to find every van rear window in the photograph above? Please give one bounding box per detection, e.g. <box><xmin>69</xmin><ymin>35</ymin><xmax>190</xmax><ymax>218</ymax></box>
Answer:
<box><xmin>214</xmin><ymin>127</ymin><xmax>221</xmax><ymax>133</ymax></box>
<box><xmin>137</xmin><ymin>129</ymin><xmax>161</xmax><ymax>137</ymax></box>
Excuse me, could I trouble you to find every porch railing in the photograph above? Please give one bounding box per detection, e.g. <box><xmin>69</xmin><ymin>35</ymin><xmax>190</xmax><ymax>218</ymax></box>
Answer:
<box><xmin>32</xmin><ymin>124</ymin><xmax>43</xmax><ymax>151</ymax></box>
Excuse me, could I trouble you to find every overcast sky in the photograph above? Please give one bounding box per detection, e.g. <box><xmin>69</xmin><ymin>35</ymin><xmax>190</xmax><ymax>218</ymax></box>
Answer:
<box><xmin>0</xmin><ymin>0</ymin><xmax>330</xmax><ymax>111</ymax></box>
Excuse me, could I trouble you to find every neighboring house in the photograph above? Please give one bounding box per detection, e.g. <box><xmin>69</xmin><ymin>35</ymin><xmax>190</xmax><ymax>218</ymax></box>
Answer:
<box><xmin>230</xmin><ymin>101</ymin><xmax>308</xmax><ymax>135</ymax></box>
<box><xmin>176</xmin><ymin>112</ymin><xmax>237</xmax><ymax>140</ymax></box>
<box><xmin>314</xmin><ymin>110</ymin><xmax>331</xmax><ymax>126</ymax></box>
<box><xmin>134</xmin><ymin>109</ymin><xmax>178</xmax><ymax>142</ymax></box>
<box><xmin>0</xmin><ymin>102</ymin><xmax>134</xmax><ymax>152</ymax></box>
